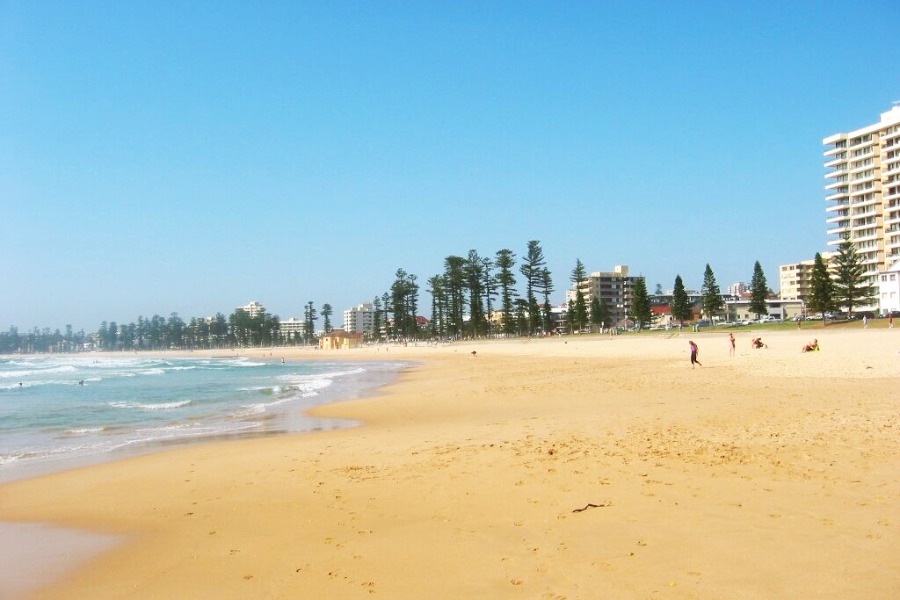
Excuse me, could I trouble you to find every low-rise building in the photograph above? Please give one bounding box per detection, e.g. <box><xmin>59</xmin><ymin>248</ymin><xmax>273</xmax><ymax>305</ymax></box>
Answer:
<box><xmin>877</xmin><ymin>262</ymin><xmax>900</xmax><ymax>314</ymax></box>
<box><xmin>319</xmin><ymin>330</ymin><xmax>363</xmax><ymax>350</ymax></box>
<box><xmin>725</xmin><ymin>298</ymin><xmax>805</xmax><ymax>321</ymax></box>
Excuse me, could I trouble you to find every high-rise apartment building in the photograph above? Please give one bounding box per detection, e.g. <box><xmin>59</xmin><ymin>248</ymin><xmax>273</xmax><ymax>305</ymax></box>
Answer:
<box><xmin>574</xmin><ymin>265</ymin><xmax>638</xmax><ymax>327</ymax></box>
<box><xmin>237</xmin><ymin>301</ymin><xmax>266</xmax><ymax>318</ymax></box>
<box><xmin>727</xmin><ymin>282</ymin><xmax>748</xmax><ymax>298</ymax></box>
<box><xmin>343</xmin><ymin>303</ymin><xmax>376</xmax><ymax>336</ymax></box>
<box><xmin>823</xmin><ymin>105</ymin><xmax>900</xmax><ymax>282</ymax></box>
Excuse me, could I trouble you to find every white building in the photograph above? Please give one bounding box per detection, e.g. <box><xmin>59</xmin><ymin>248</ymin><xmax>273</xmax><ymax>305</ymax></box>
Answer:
<box><xmin>237</xmin><ymin>301</ymin><xmax>266</xmax><ymax>318</ymax></box>
<box><xmin>877</xmin><ymin>262</ymin><xmax>900</xmax><ymax>314</ymax></box>
<box><xmin>823</xmin><ymin>105</ymin><xmax>900</xmax><ymax>284</ymax></box>
<box><xmin>343</xmin><ymin>303</ymin><xmax>376</xmax><ymax>336</ymax></box>
<box><xmin>727</xmin><ymin>282</ymin><xmax>748</xmax><ymax>297</ymax></box>
<box><xmin>779</xmin><ymin>253</ymin><xmax>837</xmax><ymax>302</ymax></box>
<box><xmin>280</xmin><ymin>317</ymin><xmax>307</xmax><ymax>341</ymax></box>
<box><xmin>574</xmin><ymin>265</ymin><xmax>639</xmax><ymax>327</ymax></box>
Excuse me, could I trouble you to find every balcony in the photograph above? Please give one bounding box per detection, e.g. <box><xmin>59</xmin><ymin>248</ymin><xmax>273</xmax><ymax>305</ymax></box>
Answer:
<box><xmin>854</xmin><ymin>231</ymin><xmax>880</xmax><ymax>244</ymax></box>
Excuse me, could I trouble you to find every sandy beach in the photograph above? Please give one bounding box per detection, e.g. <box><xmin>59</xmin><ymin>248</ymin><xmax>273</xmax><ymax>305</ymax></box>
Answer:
<box><xmin>1</xmin><ymin>327</ymin><xmax>898</xmax><ymax>599</ymax></box>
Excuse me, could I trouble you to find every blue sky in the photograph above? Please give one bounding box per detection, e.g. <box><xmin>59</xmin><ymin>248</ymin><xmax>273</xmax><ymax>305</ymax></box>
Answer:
<box><xmin>2</xmin><ymin>1</ymin><xmax>899</xmax><ymax>332</ymax></box>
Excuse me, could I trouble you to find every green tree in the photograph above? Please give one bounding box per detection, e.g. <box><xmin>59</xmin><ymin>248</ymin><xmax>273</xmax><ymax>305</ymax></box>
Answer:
<box><xmin>443</xmin><ymin>256</ymin><xmax>467</xmax><ymax>339</ymax></box>
<box><xmin>481</xmin><ymin>256</ymin><xmax>496</xmax><ymax>336</ymax></box>
<box><xmin>749</xmin><ymin>261</ymin><xmax>769</xmax><ymax>318</ymax></box>
<box><xmin>98</xmin><ymin>321</ymin><xmax>108</xmax><ymax>350</ymax></box>
<box><xmin>321</xmin><ymin>304</ymin><xmax>333</xmax><ymax>334</ymax></box>
<box><xmin>304</xmin><ymin>301</ymin><xmax>318</xmax><ymax>344</ymax></box>
<box><xmin>212</xmin><ymin>313</ymin><xmax>228</xmax><ymax>348</ymax></box>
<box><xmin>107</xmin><ymin>321</ymin><xmax>118</xmax><ymax>350</ymax></box>
<box><xmin>519</xmin><ymin>240</ymin><xmax>546</xmax><ymax>335</ymax></box>
<box><xmin>565</xmin><ymin>299</ymin><xmax>576</xmax><ymax>334</ymax></box>
<box><xmin>229</xmin><ymin>309</ymin><xmax>250</xmax><ymax>347</ymax></box>
<box><xmin>632</xmin><ymin>277</ymin><xmax>652</xmax><ymax>330</ymax></box>
<box><xmin>167</xmin><ymin>313</ymin><xmax>185</xmax><ymax>348</ymax></box>
<box><xmin>701</xmin><ymin>264</ymin><xmax>724</xmax><ymax>321</ymax></box>
<box><xmin>390</xmin><ymin>269</ymin><xmax>419</xmax><ymax>339</ymax></box>
<box><xmin>426</xmin><ymin>276</ymin><xmax>446</xmax><ymax>339</ymax></box>
<box><xmin>832</xmin><ymin>239</ymin><xmax>876</xmax><ymax>316</ymax></box>
<box><xmin>540</xmin><ymin>268</ymin><xmax>554</xmax><ymax>334</ymax></box>
<box><xmin>590</xmin><ymin>296</ymin><xmax>611</xmax><ymax>331</ymax></box>
<box><xmin>807</xmin><ymin>252</ymin><xmax>836</xmax><ymax>321</ymax></box>
<box><xmin>465</xmin><ymin>250</ymin><xmax>487</xmax><ymax>337</ymax></box>
<box><xmin>372</xmin><ymin>296</ymin><xmax>383</xmax><ymax>341</ymax></box>
<box><xmin>494</xmin><ymin>249</ymin><xmax>518</xmax><ymax>336</ymax></box>
<box><xmin>381</xmin><ymin>292</ymin><xmax>392</xmax><ymax>339</ymax></box>
<box><xmin>671</xmin><ymin>274</ymin><xmax>693</xmax><ymax>325</ymax></box>
<box><xmin>514</xmin><ymin>298</ymin><xmax>529</xmax><ymax>336</ymax></box>
<box><xmin>570</xmin><ymin>259</ymin><xmax>588</xmax><ymax>332</ymax></box>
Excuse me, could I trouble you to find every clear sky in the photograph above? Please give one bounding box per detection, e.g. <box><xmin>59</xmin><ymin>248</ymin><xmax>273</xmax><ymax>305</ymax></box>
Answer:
<box><xmin>2</xmin><ymin>1</ymin><xmax>899</xmax><ymax>332</ymax></box>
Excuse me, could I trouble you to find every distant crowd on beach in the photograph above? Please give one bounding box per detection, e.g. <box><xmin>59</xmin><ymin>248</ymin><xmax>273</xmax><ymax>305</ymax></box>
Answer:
<box><xmin>688</xmin><ymin>333</ymin><xmax>821</xmax><ymax>368</ymax></box>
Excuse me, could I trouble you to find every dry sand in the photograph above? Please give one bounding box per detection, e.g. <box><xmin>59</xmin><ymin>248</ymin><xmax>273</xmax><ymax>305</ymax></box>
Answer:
<box><xmin>1</xmin><ymin>328</ymin><xmax>898</xmax><ymax>599</ymax></box>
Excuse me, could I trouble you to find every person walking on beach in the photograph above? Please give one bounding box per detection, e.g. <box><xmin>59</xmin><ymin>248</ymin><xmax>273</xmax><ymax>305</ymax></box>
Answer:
<box><xmin>689</xmin><ymin>340</ymin><xmax>701</xmax><ymax>368</ymax></box>
<box><xmin>728</xmin><ymin>333</ymin><xmax>735</xmax><ymax>357</ymax></box>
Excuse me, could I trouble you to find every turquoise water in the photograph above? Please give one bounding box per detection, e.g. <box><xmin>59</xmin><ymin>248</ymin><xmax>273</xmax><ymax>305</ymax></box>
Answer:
<box><xmin>0</xmin><ymin>355</ymin><xmax>406</xmax><ymax>480</ymax></box>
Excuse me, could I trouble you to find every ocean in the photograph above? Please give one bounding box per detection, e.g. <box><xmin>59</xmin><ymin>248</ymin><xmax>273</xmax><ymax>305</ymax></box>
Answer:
<box><xmin>0</xmin><ymin>354</ymin><xmax>407</xmax><ymax>482</ymax></box>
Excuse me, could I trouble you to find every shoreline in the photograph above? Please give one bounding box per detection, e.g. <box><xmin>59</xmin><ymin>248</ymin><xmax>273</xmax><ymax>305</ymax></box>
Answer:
<box><xmin>1</xmin><ymin>329</ymin><xmax>898</xmax><ymax>598</ymax></box>
<box><xmin>0</xmin><ymin>353</ymin><xmax>413</xmax><ymax>485</ymax></box>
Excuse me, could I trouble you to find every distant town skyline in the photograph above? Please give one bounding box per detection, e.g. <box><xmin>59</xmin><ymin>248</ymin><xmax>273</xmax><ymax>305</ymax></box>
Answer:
<box><xmin>3</xmin><ymin>2</ymin><xmax>899</xmax><ymax>331</ymax></box>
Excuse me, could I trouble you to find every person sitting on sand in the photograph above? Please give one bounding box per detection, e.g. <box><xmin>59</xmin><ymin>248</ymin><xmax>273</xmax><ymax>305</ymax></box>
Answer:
<box><xmin>751</xmin><ymin>337</ymin><xmax>767</xmax><ymax>349</ymax></box>
<box><xmin>802</xmin><ymin>339</ymin><xmax>819</xmax><ymax>353</ymax></box>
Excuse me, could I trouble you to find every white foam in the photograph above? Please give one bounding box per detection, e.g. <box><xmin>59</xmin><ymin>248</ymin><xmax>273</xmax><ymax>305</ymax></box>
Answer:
<box><xmin>63</xmin><ymin>427</ymin><xmax>106</xmax><ymax>435</ymax></box>
<box><xmin>137</xmin><ymin>369</ymin><xmax>166</xmax><ymax>376</ymax></box>
<box><xmin>0</xmin><ymin>365</ymin><xmax>78</xmax><ymax>379</ymax></box>
<box><xmin>108</xmin><ymin>400</ymin><xmax>191</xmax><ymax>410</ymax></box>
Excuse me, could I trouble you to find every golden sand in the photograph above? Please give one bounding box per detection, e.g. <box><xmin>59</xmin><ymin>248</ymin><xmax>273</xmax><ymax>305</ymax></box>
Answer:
<box><xmin>1</xmin><ymin>328</ymin><xmax>898</xmax><ymax>599</ymax></box>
